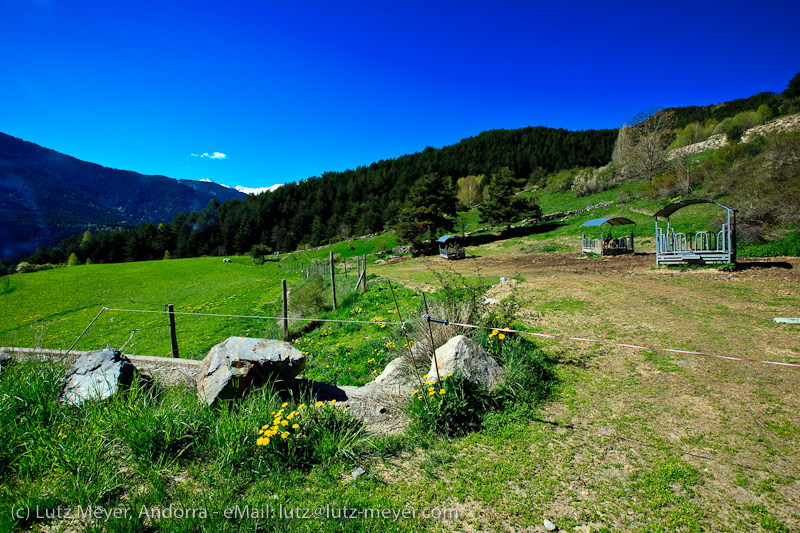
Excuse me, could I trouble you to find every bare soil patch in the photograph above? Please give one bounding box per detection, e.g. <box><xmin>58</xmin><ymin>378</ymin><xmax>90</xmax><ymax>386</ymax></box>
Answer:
<box><xmin>373</xmin><ymin>253</ymin><xmax>800</xmax><ymax>531</ymax></box>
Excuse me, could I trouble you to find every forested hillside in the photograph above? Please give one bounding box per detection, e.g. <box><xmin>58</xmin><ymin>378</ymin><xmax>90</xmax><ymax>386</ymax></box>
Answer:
<box><xmin>10</xmin><ymin>126</ymin><xmax>616</xmax><ymax>266</ymax></box>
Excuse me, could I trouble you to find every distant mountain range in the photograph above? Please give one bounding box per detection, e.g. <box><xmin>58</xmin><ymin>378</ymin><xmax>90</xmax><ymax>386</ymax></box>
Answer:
<box><xmin>0</xmin><ymin>132</ymin><xmax>247</xmax><ymax>260</ymax></box>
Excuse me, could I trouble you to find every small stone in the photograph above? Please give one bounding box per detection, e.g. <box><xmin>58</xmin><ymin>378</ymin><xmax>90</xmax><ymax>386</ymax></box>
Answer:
<box><xmin>352</xmin><ymin>467</ymin><xmax>366</xmax><ymax>480</ymax></box>
<box><xmin>544</xmin><ymin>518</ymin><xmax>556</xmax><ymax>531</ymax></box>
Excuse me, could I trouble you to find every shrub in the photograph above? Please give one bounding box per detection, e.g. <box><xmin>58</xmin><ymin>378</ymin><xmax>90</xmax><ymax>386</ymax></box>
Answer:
<box><xmin>405</xmin><ymin>329</ymin><xmax>556</xmax><ymax>438</ymax></box>
<box><xmin>739</xmin><ymin>230</ymin><xmax>800</xmax><ymax>257</ymax></box>
<box><xmin>288</xmin><ymin>274</ymin><xmax>328</xmax><ymax>316</ymax></box>
<box><xmin>546</xmin><ymin>167</ymin><xmax>588</xmax><ymax>192</ymax></box>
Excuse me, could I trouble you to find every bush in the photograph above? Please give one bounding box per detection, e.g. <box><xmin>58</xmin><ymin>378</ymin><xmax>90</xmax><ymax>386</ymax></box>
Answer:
<box><xmin>288</xmin><ymin>274</ymin><xmax>328</xmax><ymax>316</ymax></box>
<box><xmin>571</xmin><ymin>163</ymin><xmax>628</xmax><ymax>197</ymax></box>
<box><xmin>546</xmin><ymin>167</ymin><xmax>588</xmax><ymax>192</ymax></box>
<box><xmin>739</xmin><ymin>231</ymin><xmax>800</xmax><ymax>257</ymax></box>
<box><xmin>405</xmin><ymin>330</ymin><xmax>556</xmax><ymax>438</ymax></box>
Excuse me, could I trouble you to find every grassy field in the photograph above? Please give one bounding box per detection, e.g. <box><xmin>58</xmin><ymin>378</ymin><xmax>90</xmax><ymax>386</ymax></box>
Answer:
<box><xmin>2</xmin><ymin>188</ymin><xmax>799</xmax><ymax>532</ymax></box>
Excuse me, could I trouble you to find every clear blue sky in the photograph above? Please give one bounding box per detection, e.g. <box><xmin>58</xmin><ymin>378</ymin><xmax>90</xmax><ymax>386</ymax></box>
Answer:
<box><xmin>2</xmin><ymin>0</ymin><xmax>798</xmax><ymax>190</ymax></box>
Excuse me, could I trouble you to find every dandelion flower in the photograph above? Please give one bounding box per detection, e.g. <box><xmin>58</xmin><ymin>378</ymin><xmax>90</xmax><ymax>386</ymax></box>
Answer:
<box><xmin>281</xmin><ymin>432</ymin><xmax>289</xmax><ymax>439</ymax></box>
<box><xmin>292</xmin><ymin>423</ymin><xmax>299</xmax><ymax>429</ymax></box>
<box><xmin>298</xmin><ymin>403</ymin><xmax>305</xmax><ymax>409</ymax></box>
<box><xmin>280</xmin><ymin>420</ymin><xmax>288</xmax><ymax>426</ymax></box>
<box><xmin>447</xmin><ymin>373</ymin><xmax>453</xmax><ymax>377</ymax></box>
<box><xmin>498</xmin><ymin>333</ymin><xmax>505</xmax><ymax>340</ymax></box>
<box><xmin>439</xmin><ymin>389</ymin><xmax>445</xmax><ymax>394</ymax></box>
<box><xmin>412</xmin><ymin>389</ymin><xmax>419</xmax><ymax>395</ymax></box>
<box><xmin>282</xmin><ymin>402</ymin><xmax>288</xmax><ymax>408</ymax></box>
<box><xmin>330</xmin><ymin>399</ymin><xmax>336</xmax><ymax>404</ymax></box>
<box><xmin>429</xmin><ymin>391</ymin><xmax>435</xmax><ymax>396</ymax></box>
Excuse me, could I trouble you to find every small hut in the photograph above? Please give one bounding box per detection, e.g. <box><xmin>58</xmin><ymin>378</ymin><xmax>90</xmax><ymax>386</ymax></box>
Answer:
<box><xmin>581</xmin><ymin>218</ymin><xmax>636</xmax><ymax>256</ymax></box>
<box><xmin>653</xmin><ymin>199</ymin><xmax>736</xmax><ymax>265</ymax></box>
<box><xmin>437</xmin><ymin>235</ymin><xmax>465</xmax><ymax>260</ymax></box>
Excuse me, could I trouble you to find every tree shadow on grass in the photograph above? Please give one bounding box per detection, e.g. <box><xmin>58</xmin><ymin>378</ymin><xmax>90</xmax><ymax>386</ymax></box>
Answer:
<box><xmin>463</xmin><ymin>221</ymin><xmax>565</xmax><ymax>247</ymax></box>
<box><xmin>736</xmin><ymin>261</ymin><xmax>793</xmax><ymax>271</ymax></box>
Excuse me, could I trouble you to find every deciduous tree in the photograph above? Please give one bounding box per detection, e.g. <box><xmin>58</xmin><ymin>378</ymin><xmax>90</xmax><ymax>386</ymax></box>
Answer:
<box><xmin>625</xmin><ymin>107</ymin><xmax>675</xmax><ymax>181</ymax></box>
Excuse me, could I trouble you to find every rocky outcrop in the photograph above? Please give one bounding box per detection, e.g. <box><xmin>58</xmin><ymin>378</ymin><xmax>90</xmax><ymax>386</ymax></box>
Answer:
<box><xmin>60</xmin><ymin>349</ymin><xmax>137</xmax><ymax>406</ymax></box>
<box><xmin>426</xmin><ymin>335</ymin><xmax>505</xmax><ymax>391</ymax></box>
<box><xmin>196</xmin><ymin>337</ymin><xmax>305</xmax><ymax>405</ymax></box>
<box><xmin>668</xmin><ymin>113</ymin><xmax>800</xmax><ymax>159</ymax></box>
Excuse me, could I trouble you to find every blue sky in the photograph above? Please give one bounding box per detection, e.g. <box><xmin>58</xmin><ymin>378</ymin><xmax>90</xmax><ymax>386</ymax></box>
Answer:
<box><xmin>2</xmin><ymin>0</ymin><xmax>798</xmax><ymax>190</ymax></box>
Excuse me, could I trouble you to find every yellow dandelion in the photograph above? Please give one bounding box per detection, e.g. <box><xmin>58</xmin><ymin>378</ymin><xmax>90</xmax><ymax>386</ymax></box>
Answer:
<box><xmin>292</xmin><ymin>423</ymin><xmax>299</xmax><ymax>429</ymax></box>
<box><xmin>429</xmin><ymin>391</ymin><xmax>435</xmax><ymax>396</ymax></box>
<box><xmin>281</xmin><ymin>432</ymin><xmax>289</xmax><ymax>439</ymax></box>
<box><xmin>280</xmin><ymin>420</ymin><xmax>288</xmax><ymax>426</ymax></box>
<box><xmin>330</xmin><ymin>399</ymin><xmax>336</xmax><ymax>404</ymax></box>
<box><xmin>498</xmin><ymin>333</ymin><xmax>505</xmax><ymax>340</ymax></box>
<box><xmin>447</xmin><ymin>373</ymin><xmax>453</xmax><ymax>377</ymax></box>
<box><xmin>412</xmin><ymin>389</ymin><xmax>419</xmax><ymax>395</ymax></box>
<box><xmin>282</xmin><ymin>402</ymin><xmax>288</xmax><ymax>408</ymax></box>
<box><xmin>315</xmin><ymin>401</ymin><xmax>323</xmax><ymax>407</ymax></box>
<box><xmin>439</xmin><ymin>389</ymin><xmax>445</xmax><ymax>394</ymax></box>
<box><xmin>298</xmin><ymin>403</ymin><xmax>305</xmax><ymax>409</ymax></box>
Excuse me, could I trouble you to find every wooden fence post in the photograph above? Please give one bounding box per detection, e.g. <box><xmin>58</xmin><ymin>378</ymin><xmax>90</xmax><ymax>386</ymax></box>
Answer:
<box><xmin>167</xmin><ymin>304</ymin><xmax>179</xmax><ymax>358</ymax></box>
<box><xmin>329</xmin><ymin>251</ymin><xmax>337</xmax><ymax>310</ymax></box>
<box><xmin>282</xmin><ymin>279</ymin><xmax>289</xmax><ymax>340</ymax></box>
<box><xmin>362</xmin><ymin>254</ymin><xmax>367</xmax><ymax>292</ymax></box>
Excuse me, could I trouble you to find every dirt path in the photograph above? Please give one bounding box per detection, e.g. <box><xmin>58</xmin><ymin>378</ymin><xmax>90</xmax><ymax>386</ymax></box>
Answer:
<box><xmin>373</xmin><ymin>253</ymin><xmax>800</xmax><ymax>530</ymax></box>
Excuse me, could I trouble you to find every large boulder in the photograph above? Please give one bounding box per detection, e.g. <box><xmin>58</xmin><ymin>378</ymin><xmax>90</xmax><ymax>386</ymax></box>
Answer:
<box><xmin>196</xmin><ymin>337</ymin><xmax>305</xmax><ymax>405</ymax></box>
<box><xmin>426</xmin><ymin>335</ymin><xmax>504</xmax><ymax>390</ymax></box>
<box><xmin>61</xmin><ymin>349</ymin><xmax>137</xmax><ymax>406</ymax></box>
<box><xmin>0</xmin><ymin>349</ymin><xmax>11</xmax><ymax>373</ymax></box>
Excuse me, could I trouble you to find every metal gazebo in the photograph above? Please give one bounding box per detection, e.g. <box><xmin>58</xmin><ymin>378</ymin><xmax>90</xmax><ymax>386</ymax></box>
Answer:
<box><xmin>653</xmin><ymin>199</ymin><xmax>736</xmax><ymax>265</ymax></box>
<box><xmin>437</xmin><ymin>235</ymin><xmax>466</xmax><ymax>260</ymax></box>
<box><xmin>581</xmin><ymin>217</ymin><xmax>636</xmax><ymax>256</ymax></box>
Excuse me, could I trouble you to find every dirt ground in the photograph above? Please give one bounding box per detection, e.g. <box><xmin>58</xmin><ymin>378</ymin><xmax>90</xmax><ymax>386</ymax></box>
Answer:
<box><xmin>373</xmin><ymin>253</ymin><xmax>800</xmax><ymax>531</ymax></box>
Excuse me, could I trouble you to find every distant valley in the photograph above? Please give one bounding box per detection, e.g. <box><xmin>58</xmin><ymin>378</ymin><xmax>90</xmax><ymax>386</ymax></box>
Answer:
<box><xmin>0</xmin><ymin>132</ymin><xmax>246</xmax><ymax>260</ymax></box>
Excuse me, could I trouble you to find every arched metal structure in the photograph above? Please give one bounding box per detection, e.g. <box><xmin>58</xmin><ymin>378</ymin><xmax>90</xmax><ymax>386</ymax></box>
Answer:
<box><xmin>437</xmin><ymin>235</ymin><xmax>465</xmax><ymax>260</ymax></box>
<box><xmin>653</xmin><ymin>199</ymin><xmax>736</xmax><ymax>265</ymax></box>
<box><xmin>581</xmin><ymin>217</ymin><xmax>636</xmax><ymax>256</ymax></box>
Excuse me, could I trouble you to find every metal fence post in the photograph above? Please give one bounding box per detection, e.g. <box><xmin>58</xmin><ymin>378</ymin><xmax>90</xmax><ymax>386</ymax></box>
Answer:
<box><xmin>167</xmin><ymin>304</ymin><xmax>179</xmax><ymax>358</ymax></box>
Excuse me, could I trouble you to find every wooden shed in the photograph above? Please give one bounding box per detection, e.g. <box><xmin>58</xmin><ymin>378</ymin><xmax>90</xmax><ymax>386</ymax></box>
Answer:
<box><xmin>437</xmin><ymin>235</ymin><xmax>465</xmax><ymax>260</ymax></box>
<box><xmin>581</xmin><ymin>218</ymin><xmax>636</xmax><ymax>256</ymax></box>
<box><xmin>653</xmin><ymin>199</ymin><xmax>736</xmax><ymax>265</ymax></box>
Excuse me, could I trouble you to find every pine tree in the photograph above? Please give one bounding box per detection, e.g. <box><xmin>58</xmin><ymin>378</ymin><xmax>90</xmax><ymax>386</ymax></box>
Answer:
<box><xmin>479</xmin><ymin>167</ymin><xmax>541</xmax><ymax>230</ymax></box>
<box><xmin>395</xmin><ymin>173</ymin><xmax>457</xmax><ymax>248</ymax></box>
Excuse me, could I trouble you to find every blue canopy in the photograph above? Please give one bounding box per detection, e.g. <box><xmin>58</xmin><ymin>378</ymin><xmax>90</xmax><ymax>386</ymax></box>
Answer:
<box><xmin>580</xmin><ymin>217</ymin><xmax>635</xmax><ymax>227</ymax></box>
<box><xmin>437</xmin><ymin>235</ymin><xmax>458</xmax><ymax>243</ymax></box>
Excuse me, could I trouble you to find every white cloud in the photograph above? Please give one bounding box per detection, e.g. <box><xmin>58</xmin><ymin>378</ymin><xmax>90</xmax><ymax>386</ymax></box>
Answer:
<box><xmin>190</xmin><ymin>152</ymin><xmax>227</xmax><ymax>159</ymax></box>
<box><xmin>235</xmin><ymin>183</ymin><xmax>283</xmax><ymax>195</ymax></box>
